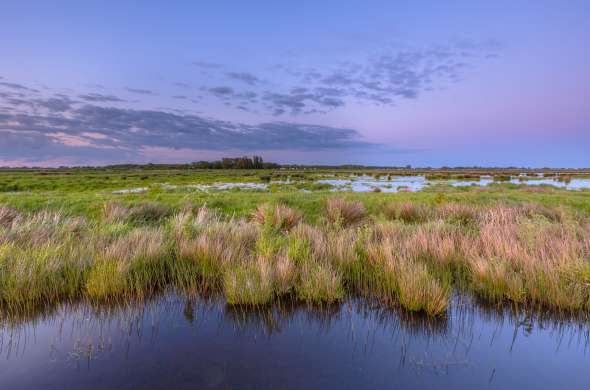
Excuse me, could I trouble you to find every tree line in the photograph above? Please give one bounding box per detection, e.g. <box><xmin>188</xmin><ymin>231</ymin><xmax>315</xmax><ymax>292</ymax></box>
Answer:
<box><xmin>190</xmin><ymin>156</ymin><xmax>279</xmax><ymax>169</ymax></box>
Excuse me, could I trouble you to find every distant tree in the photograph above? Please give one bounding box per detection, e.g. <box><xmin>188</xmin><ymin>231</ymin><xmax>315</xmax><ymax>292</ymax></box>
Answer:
<box><xmin>189</xmin><ymin>156</ymin><xmax>276</xmax><ymax>170</ymax></box>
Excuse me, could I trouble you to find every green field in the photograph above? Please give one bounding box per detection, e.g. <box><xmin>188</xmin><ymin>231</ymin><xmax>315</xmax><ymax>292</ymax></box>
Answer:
<box><xmin>1</xmin><ymin>167</ymin><xmax>590</xmax><ymax>320</ymax></box>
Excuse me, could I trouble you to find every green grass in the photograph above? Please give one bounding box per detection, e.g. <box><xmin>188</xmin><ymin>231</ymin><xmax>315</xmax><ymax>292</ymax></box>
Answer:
<box><xmin>1</xmin><ymin>168</ymin><xmax>590</xmax><ymax>318</ymax></box>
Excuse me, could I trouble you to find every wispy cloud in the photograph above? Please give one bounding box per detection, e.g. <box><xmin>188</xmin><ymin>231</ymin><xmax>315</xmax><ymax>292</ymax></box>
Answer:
<box><xmin>78</xmin><ymin>93</ymin><xmax>126</xmax><ymax>103</ymax></box>
<box><xmin>192</xmin><ymin>61</ymin><xmax>223</xmax><ymax>69</ymax></box>
<box><xmin>126</xmin><ymin>87</ymin><xmax>156</xmax><ymax>95</ymax></box>
<box><xmin>197</xmin><ymin>42</ymin><xmax>498</xmax><ymax>115</ymax></box>
<box><xmin>0</xmin><ymin>82</ymin><xmax>40</xmax><ymax>93</ymax></box>
<box><xmin>226</xmin><ymin>72</ymin><xmax>261</xmax><ymax>86</ymax></box>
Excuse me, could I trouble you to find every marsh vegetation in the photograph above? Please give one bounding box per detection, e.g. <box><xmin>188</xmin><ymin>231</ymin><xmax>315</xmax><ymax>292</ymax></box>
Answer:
<box><xmin>2</xmin><ymin>193</ymin><xmax>589</xmax><ymax>319</ymax></box>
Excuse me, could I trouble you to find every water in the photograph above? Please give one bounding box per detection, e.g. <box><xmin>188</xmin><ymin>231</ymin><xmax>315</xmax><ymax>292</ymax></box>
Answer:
<box><xmin>317</xmin><ymin>175</ymin><xmax>590</xmax><ymax>192</ymax></box>
<box><xmin>111</xmin><ymin>187</ymin><xmax>149</xmax><ymax>194</ymax></box>
<box><xmin>160</xmin><ymin>182</ymin><xmax>268</xmax><ymax>191</ymax></box>
<box><xmin>109</xmin><ymin>176</ymin><xmax>590</xmax><ymax>194</ymax></box>
<box><xmin>1</xmin><ymin>295</ymin><xmax>589</xmax><ymax>389</ymax></box>
<box><xmin>317</xmin><ymin>175</ymin><xmax>427</xmax><ymax>192</ymax></box>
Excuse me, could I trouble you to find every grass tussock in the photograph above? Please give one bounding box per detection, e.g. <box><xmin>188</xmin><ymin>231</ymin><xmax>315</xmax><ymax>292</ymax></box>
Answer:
<box><xmin>1</xmin><ymin>199</ymin><xmax>590</xmax><ymax>317</ymax></box>
<box><xmin>224</xmin><ymin>257</ymin><xmax>275</xmax><ymax>305</ymax></box>
<box><xmin>296</xmin><ymin>262</ymin><xmax>344</xmax><ymax>304</ymax></box>
<box><xmin>251</xmin><ymin>203</ymin><xmax>302</xmax><ymax>232</ymax></box>
<box><xmin>86</xmin><ymin>228</ymin><xmax>169</xmax><ymax>300</ymax></box>
<box><xmin>104</xmin><ymin>201</ymin><xmax>171</xmax><ymax>224</ymax></box>
<box><xmin>367</xmin><ymin>240</ymin><xmax>449</xmax><ymax>316</ymax></box>
<box><xmin>324</xmin><ymin>198</ymin><xmax>366</xmax><ymax>227</ymax></box>
<box><xmin>0</xmin><ymin>206</ymin><xmax>19</xmax><ymax>228</ymax></box>
<box><xmin>385</xmin><ymin>202</ymin><xmax>432</xmax><ymax>223</ymax></box>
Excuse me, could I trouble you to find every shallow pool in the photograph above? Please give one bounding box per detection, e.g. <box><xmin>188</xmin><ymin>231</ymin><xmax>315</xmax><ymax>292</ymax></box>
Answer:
<box><xmin>1</xmin><ymin>295</ymin><xmax>589</xmax><ymax>389</ymax></box>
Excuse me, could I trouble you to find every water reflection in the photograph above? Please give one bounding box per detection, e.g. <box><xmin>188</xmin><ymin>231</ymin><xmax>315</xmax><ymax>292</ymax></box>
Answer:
<box><xmin>1</xmin><ymin>294</ymin><xmax>589</xmax><ymax>389</ymax></box>
<box><xmin>317</xmin><ymin>175</ymin><xmax>590</xmax><ymax>192</ymax></box>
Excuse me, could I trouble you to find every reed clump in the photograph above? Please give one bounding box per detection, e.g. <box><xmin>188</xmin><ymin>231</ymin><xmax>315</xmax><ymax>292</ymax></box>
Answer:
<box><xmin>1</xmin><ymin>199</ymin><xmax>590</xmax><ymax>317</ymax></box>
<box><xmin>324</xmin><ymin>198</ymin><xmax>366</xmax><ymax>227</ymax></box>
<box><xmin>385</xmin><ymin>202</ymin><xmax>432</xmax><ymax>224</ymax></box>
<box><xmin>251</xmin><ymin>203</ymin><xmax>302</xmax><ymax>232</ymax></box>
<box><xmin>0</xmin><ymin>206</ymin><xmax>19</xmax><ymax>228</ymax></box>
<box><xmin>104</xmin><ymin>201</ymin><xmax>171</xmax><ymax>224</ymax></box>
<box><xmin>0</xmin><ymin>211</ymin><xmax>93</xmax><ymax>310</ymax></box>
<box><xmin>224</xmin><ymin>257</ymin><xmax>275</xmax><ymax>305</ymax></box>
<box><xmin>365</xmin><ymin>238</ymin><xmax>449</xmax><ymax>316</ymax></box>
<box><xmin>86</xmin><ymin>227</ymin><xmax>169</xmax><ymax>300</ymax></box>
<box><xmin>296</xmin><ymin>262</ymin><xmax>344</xmax><ymax>304</ymax></box>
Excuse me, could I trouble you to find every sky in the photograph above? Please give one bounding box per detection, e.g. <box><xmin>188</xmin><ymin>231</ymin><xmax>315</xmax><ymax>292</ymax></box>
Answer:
<box><xmin>0</xmin><ymin>0</ymin><xmax>589</xmax><ymax>167</ymax></box>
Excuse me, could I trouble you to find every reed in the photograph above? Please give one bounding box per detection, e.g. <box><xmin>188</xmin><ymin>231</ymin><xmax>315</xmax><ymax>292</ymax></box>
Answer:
<box><xmin>1</xmin><ymin>199</ymin><xmax>590</xmax><ymax>317</ymax></box>
<box><xmin>224</xmin><ymin>257</ymin><xmax>275</xmax><ymax>305</ymax></box>
<box><xmin>324</xmin><ymin>198</ymin><xmax>366</xmax><ymax>227</ymax></box>
<box><xmin>86</xmin><ymin>227</ymin><xmax>169</xmax><ymax>300</ymax></box>
<box><xmin>103</xmin><ymin>201</ymin><xmax>171</xmax><ymax>224</ymax></box>
<box><xmin>251</xmin><ymin>203</ymin><xmax>302</xmax><ymax>232</ymax></box>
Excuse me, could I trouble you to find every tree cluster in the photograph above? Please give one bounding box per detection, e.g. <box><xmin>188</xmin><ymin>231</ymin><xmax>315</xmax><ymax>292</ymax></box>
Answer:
<box><xmin>191</xmin><ymin>156</ymin><xmax>278</xmax><ymax>169</ymax></box>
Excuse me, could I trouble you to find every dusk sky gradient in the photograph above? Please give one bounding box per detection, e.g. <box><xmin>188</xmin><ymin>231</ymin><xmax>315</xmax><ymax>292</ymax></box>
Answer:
<box><xmin>1</xmin><ymin>1</ymin><xmax>589</xmax><ymax>167</ymax></box>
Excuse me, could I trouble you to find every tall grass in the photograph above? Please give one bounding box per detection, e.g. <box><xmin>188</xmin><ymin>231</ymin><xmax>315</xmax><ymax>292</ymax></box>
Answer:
<box><xmin>324</xmin><ymin>198</ymin><xmax>367</xmax><ymax>227</ymax></box>
<box><xmin>86</xmin><ymin>227</ymin><xmax>170</xmax><ymax>300</ymax></box>
<box><xmin>251</xmin><ymin>203</ymin><xmax>302</xmax><ymax>232</ymax></box>
<box><xmin>103</xmin><ymin>201</ymin><xmax>171</xmax><ymax>224</ymax></box>
<box><xmin>1</xmin><ymin>199</ymin><xmax>590</xmax><ymax>317</ymax></box>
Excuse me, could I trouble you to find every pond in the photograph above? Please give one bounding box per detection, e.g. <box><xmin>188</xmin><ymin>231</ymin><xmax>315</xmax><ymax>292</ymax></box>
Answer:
<box><xmin>1</xmin><ymin>294</ymin><xmax>589</xmax><ymax>389</ymax></box>
<box><xmin>317</xmin><ymin>175</ymin><xmax>590</xmax><ymax>192</ymax></box>
<box><xmin>109</xmin><ymin>175</ymin><xmax>590</xmax><ymax>195</ymax></box>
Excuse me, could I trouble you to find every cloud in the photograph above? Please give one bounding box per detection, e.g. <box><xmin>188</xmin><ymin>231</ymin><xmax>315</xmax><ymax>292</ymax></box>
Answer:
<box><xmin>192</xmin><ymin>42</ymin><xmax>498</xmax><ymax>115</ymax></box>
<box><xmin>34</xmin><ymin>96</ymin><xmax>75</xmax><ymax>112</ymax></box>
<box><xmin>0</xmin><ymin>82</ymin><xmax>40</xmax><ymax>93</ymax></box>
<box><xmin>208</xmin><ymin>86</ymin><xmax>234</xmax><ymax>96</ymax></box>
<box><xmin>0</xmin><ymin>92</ymin><xmax>75</xmax><ymax>112</ymax></box>
<box><xmin>0</xmin><ymin>98</ymin><xmax>377</xmax><ymax>166</ymax></box>
<box><xmin>126</xmin><ymin>87</ymin><xmax>156</xmax><ymax>95</ymax></box>
<box><xmin>192</xmin><ymin>61</ymin><xmax>223</xmax><ymax>69</ymax></box>
<box><xmin>226</xmin><ymin>72</ymin><xmax>261</xmax><ymax>86</ymax></box>
<box><xmin>78</xmin><ymin>93</ymin><xmax>126</xmax><ymax>103</ymax></box>
<box><xmin>261</xmin><ymin>88</ymin><xmax>345</xmax><ymax>115</ymax></box>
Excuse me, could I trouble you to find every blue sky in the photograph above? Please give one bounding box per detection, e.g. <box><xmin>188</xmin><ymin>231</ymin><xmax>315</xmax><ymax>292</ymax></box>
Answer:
<box><xmin>0</xmin><ymin>1</ymin><xmax>588</xmax><ymax>167</ymax></box>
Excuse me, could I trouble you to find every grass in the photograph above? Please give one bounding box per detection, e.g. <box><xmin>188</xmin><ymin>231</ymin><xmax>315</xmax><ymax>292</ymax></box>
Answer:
<box><xmin>1</xmin><ymin>168</ymin><xmax>590</xmax><ymax>318</ymax></box>
<box><xmin>86</xmin><ymin>227</ymin><xmax>170</xmax><ymax>300</ymax></box>
<box><xmin>324</xmin><ymin>198</ymin><xmax>367</xmax><ymax>227</ymax></box>
<box><xmin>251</xmin><ymin>203</ymin><xmax>302</xmax><ymax>232</ymax></box>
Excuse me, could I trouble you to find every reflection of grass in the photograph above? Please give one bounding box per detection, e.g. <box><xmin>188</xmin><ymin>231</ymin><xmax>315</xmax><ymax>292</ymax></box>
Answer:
<box><xmin>2</xmin><ymin>197</ymin><xmax>590</xmax><ymax>317</ymax></box>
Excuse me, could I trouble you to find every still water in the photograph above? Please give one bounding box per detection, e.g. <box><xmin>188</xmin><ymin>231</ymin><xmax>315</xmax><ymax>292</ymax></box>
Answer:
<box><xmin>1</xmin><ymin>295</ymin><xmax>588</xmax><ymax>389</ymax></box>
<box><xmin>317</xmin><ymin>175</ymin><xmax>590</xmax><ymax>193</ymax></box>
